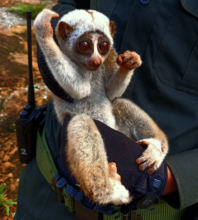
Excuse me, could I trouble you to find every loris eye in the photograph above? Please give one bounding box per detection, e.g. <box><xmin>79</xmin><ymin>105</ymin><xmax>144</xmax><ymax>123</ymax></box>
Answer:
<box><xmin>79</xmin><ymin>41</ymin><xmax>89</xmax><ymax>51</ymax></box>
<box><xmin>99</xmin><ymin>42</ymin><xmax>109</xmax><ymax>53</ymax></box>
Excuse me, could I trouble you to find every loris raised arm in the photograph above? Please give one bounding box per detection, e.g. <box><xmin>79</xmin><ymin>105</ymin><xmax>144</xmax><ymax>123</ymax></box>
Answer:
<box><xmin>34</xmin><ymin>9</ymin><xmax>168</xmax><ymax>205</ymax></box>
<box><xmin>34</xmin><ymin>9</ymin><xmax>141</xmax><ymax>102</ymax></box>
<box><xmin>33</xmin><ymin>10</ymin><xmax>91</xmax><ymax>100</ymax></box>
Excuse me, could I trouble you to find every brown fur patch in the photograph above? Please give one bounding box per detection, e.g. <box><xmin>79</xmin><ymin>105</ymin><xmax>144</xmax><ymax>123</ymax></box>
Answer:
<box><xmin>57</xmin><ymin>21</ymin><xmax>73</xmax><ymax>40</ymax></box>
<box><xmin>104</xmin><ymin>48</ymin><xmax>117</xmax><ymax>77</ymax></box>
<box><xmin>86</xmin><ymin>10</ymin><xmax>94</xmax><ymax>21</ymax></box>
<box><xmin>80</xmin><ymin>31</ymin><xmax>107</xmax><ymax>39</ymax></box>
<box><xmin>109</xmin><ymin>21</ymin><xmax>116</xmax><ymax>38</ymax></box>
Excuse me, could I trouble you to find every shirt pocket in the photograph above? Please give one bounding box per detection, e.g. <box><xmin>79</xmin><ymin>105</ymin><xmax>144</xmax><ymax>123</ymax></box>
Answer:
<box><xmin>153</xmin><ymin>0</ymin><xmax>198</xmax><ymax>95</ymax></box>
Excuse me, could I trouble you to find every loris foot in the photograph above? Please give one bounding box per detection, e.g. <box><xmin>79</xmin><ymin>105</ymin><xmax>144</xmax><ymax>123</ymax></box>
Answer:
<box><xmin>116</xmin><ymin>51</ymin><xmax>142</xmax><ymax>70</ymax></box>
<box><xmin>136</xmin><ymin>139</ymin><xmax>166</xmax><ymax>174</ymax></box>
<box><xmin>89</xmin><ymin>162</ymin><xmax>132</xmax><ymax>205</ymax></box>
<box><xmin>107</xmin><ymin>162</ymin><xmax>132</xmax><ymax>205</ymax></box>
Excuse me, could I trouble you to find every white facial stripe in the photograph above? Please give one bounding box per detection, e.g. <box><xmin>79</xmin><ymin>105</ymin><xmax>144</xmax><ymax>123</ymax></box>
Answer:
<box><xmin>92</xmin><ymin>39</ymin><xmax>100</xmax><ymax>59</ymax></box>
<box><xmin>90</xmin><ymin>33</ymin><xmax>105</xmax><ymax>61</ymax></box>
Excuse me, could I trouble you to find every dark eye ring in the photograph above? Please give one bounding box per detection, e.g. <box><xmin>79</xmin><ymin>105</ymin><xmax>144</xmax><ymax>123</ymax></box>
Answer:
<box><xmin>99</xmin><ymin>42</ymin><xmax>109</xmax><ymax>53</ymax></box>
<box><xmin>79</xmin><ymin>41</ymin><xmax>89</xmax><ymax>51</ymax></box>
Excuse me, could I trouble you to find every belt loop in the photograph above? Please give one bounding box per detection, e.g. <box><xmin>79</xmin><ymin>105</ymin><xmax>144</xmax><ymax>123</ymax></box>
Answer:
<box><xmin>56</xmin><ymin>177</ymin><xmax>67</xmax><ymax>204</ymax></box>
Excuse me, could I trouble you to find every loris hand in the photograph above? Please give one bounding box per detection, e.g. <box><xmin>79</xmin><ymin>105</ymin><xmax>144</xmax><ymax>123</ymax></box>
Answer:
<box><xmin>136</xmin><ymin>139</ymin><xmax>166</xmax><ymax>174</ymax></box>
<box><xmin>116</xmin><ymin>51</ymin><xmax>142</xmax><ymax>70</ymax></box>
<box><xmin>33</xmin><ymin>9</ymin><xmax>59</xmax><ymax>39</ymax></box>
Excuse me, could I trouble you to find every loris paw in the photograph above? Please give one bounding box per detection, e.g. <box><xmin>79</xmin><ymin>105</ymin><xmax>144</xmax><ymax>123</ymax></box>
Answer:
<box><xmin>33</xmin><ymin>9</ymin><xmax>59</xmax><ymax>39</ymax></box>
<box><xmin>116</xmin><ymin>51</ymin><xmax>142</xmax><ymax>70</ymax></box>
<box><xmin>136</xmin><ymin>139</ymin><xmax>166</xmax><ymax>174</ymax></box>
<box><xmin>93</xmin><ymin>162</ymin><xmax>132</xmax><ymax>205</ymax></box>
<box><xmin>107</xmin><ymin>162</ymin><xmax>131</xmax><ymax>205</ymax></box>
<box><xmin>108</xmin><ymin>179</ymin><xmax>132</xmax><ymax>205</ymax></box>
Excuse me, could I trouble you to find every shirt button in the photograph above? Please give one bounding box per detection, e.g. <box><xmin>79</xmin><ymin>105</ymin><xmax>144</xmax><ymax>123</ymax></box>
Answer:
<box><xmin>141</xmin><ymin>0</ymin><xmax>150</xmax><ymax>4</ymax></box>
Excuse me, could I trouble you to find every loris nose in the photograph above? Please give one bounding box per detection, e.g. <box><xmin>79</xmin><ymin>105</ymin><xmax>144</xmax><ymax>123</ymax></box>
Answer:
<box><xmin>91</xmin><ymin>58</ymin><xmax>102</xmax><ymax>67</ymax></box>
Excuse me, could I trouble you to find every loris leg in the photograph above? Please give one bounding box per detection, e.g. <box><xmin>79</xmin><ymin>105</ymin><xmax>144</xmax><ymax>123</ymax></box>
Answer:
<box><xmin>66</xmin><ymin>114</ymin><xmax>131</xmax><ymax>205</ymax></box>
<box><xmin>113</xmin><ymin>98</ymin><xmax>169</xmax><ymax>174</ymax></box>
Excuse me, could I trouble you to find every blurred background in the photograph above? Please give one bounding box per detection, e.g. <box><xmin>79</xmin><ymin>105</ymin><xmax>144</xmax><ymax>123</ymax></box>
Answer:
<box><xmin>0</xmin><ymin>1</ymin><xmax>57</xmax><ymax>219</ymax></box>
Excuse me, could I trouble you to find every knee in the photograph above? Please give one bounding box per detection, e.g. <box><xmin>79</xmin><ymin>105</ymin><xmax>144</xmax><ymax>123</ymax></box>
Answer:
<box><xmin>68</xmin><ymin>114</ymin><xmax>97</xmax><ymax>134</ymax></box>
<box><xmin>113</xmin><ymin>98</ymin><xmax>131</xmax><ymax>113</ymax></box>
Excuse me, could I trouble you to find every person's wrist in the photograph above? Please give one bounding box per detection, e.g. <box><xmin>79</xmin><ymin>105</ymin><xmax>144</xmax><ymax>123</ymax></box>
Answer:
<box><xmin>163</xmin><ymin>165</ymin><xmax>178</xmax><ymax>195</ymax></box>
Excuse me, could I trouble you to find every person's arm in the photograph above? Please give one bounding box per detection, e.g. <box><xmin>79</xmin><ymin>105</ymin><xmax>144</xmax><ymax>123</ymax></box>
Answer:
<box><xmin>162</xmin><ymin>165</ymin><xmax>177</xmax><ymax>195</ymax></box>
<box><xmin>162</xmin><ymin>150</ymin><xmax>198</xmax><ymax>209</ymax></box>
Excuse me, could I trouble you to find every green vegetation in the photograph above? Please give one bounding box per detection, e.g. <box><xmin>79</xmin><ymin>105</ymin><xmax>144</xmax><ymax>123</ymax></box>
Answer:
<box><xmin>0</xmin><ymin>184</ymin><xmax>17</xmax><ymax>216</ymax></box>
<box><xmin>9</xmin><ymin>3</ymin><xmax>47</xmax><ymax>19</ymax></box>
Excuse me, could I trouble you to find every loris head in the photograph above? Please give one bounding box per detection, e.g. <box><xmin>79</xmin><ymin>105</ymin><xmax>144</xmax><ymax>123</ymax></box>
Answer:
<box><xmin>55</xmin><ymin>9</ymin><xmax>116</xmax><ymax>71</ymax></box>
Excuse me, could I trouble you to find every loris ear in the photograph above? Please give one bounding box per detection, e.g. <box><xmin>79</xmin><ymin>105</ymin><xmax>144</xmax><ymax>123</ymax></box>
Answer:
<box><xmin>109</xmin><ymin>21</ymin><xmax>116</xmax><ymax>38</ymax></box>
<box><xmin>57</xmin><ymin>21</ymin><xmax>74</xmax><ymax>40</ymax></box>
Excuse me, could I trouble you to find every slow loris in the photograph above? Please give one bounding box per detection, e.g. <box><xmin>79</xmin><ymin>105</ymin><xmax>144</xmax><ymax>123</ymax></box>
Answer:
<box><xmin>34</xmin><ymin>9</ymin><xmax>168</xmax><ymax>205</ymax></box>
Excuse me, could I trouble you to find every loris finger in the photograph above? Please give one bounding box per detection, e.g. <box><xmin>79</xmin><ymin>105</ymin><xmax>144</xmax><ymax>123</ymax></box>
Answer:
<box><xmin>138</xmin><ymin>158</ymin><xmax>155</xmax><ymax>171</ymax></box>
<box><xmin>116</xmin><ymin>55</ymin><xmax>124</xmax><ymax>65</ymax></box>
<box><xmin>136</xmin><ymin>140</ymin><xmax>149</xmax><ymax>148</ymax></box>
<box><xmin>109</xmin><ymin>162</ymin><xmax>117</xmax><ymax>174</ymax></box>
<box><xmin>147</xmin><ymin>162</ymin><xmax>159</xmax><ymax>175</ymax></box>
<box><xmin>108</xmin><ymin>162</ymin><xmax>121</xmax><ymax>181</ymax></box>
